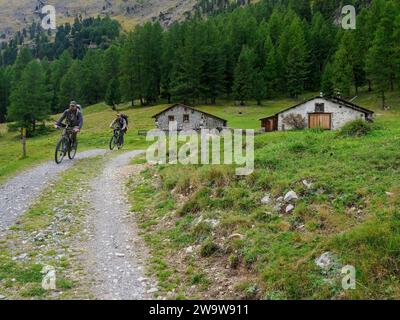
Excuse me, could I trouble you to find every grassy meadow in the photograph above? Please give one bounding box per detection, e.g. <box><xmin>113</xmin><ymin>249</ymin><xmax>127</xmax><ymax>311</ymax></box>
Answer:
<box><xmin>1</xmin><ymin>89</ymin><xmax>400</xmax><ymax>299</ymax></box>
<box><xmin>0</xmin><ymin>93</ymin><xmax>315</xmax><ymax>182</ymax></box>
<box><xmin>126</xmin><ymin>90</ymin><xmax>400</xmax><ymax>299</ymax></box>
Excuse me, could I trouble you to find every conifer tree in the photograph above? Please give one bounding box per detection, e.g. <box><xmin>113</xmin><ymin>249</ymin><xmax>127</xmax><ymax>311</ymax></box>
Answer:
<box><xmin>233</xmin><ymin>46</ymin><xmax>256</xmax><ymax>105</ymax></box>
<box><xmin>8</xmin><ymin>60</ymin><xmax>50</xmax><ymax>134</ymax></box>
<box><xmin>51</xmin><ymin>50</ymin><xmax>73</xmax><ymax>111</ymax></box>
<box><xmin>59</xmin><ymin>60</ymin><xmax>83</xmax><ymax>108</ymax></box>
<box><xmin>0</xmin><ymin>67</ymin><xmax>11</xmax><ymax>123</ymax></box>
<box><xmin>366</xmin><ymin>26</ymin><xmax>392</xmax><ymax>108</ymax></box>
<box><xmin>285</xmin><ymin>18</ymin><xmax>309</xmax><ymax>98</ymax></box>
<box><xmin>120</xmin><ymin>32</ymin><xmax>139</xmax><ymax>106</ymax></box>
<box><xmin>105</xmin><ymin>77</ymin><xmax>121</xmax><ymax>107</ymax></box>
<box><xmin>332</xmin><ymin>44</ymin><xmax>353</xmax><ymax>98</ymax></box>
<box><xmin>171</xmin><ymin>22</ymin><xmax>203</xmax><ymax>105</ymax></box>
<box><xmin>13</xmin><ymin>47</ymin><xmax>32</xmax><ymax>83</ymax></box>
<box><xmin>321</xmin><ymin>62</ymin><xmax>334</xmax><ymax>96</ymax></box>
<box><xmin>80</xmin><ymin>50</ymin><xmax>105</xmax><ymax>105</ymax></box>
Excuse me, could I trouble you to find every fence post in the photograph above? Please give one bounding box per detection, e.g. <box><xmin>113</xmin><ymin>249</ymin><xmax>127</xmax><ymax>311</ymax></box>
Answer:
<box><xmin>22</xmin><ymin>127</ymin><xmax>26</xmax><ymax>158</ymax></box>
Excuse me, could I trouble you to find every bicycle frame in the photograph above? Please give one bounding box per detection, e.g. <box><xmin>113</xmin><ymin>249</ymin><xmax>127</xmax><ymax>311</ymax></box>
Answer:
<box><xmin>57</xmin><ymin>125</ymin><xmax>76</xmax><ymax>147</ymax></box>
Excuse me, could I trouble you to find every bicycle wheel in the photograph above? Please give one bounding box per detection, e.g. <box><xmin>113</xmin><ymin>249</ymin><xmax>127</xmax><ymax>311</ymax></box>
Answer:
<box><xmin>68</xmin><ymin>140</ymin><xmax>78</xmax><ymax>159</ymax></box>
<box><xmin>109</xmin><ymin>134</ymin><xmax>117</xmax><ymax>150</ymax></box>
<box><xmin>117</xmin><ymin>134</ymin><xmax>123</xmax><ymax>150</ymax></box>
<box><xmin>55</xmin><ymin>138</ymin><xmax>67</xmax><ymax>164</ymax></box>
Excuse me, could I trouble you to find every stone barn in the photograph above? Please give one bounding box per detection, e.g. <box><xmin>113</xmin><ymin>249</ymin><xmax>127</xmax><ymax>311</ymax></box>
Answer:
<box><xmin>260</xmin><ymin>96</ymin><xmax>374</xmax><ymax>132</ymax></box>
<box><xmin>153</xmin><ymin>104</ymin><xmax>227</xmax><ymax>131</ymax></box>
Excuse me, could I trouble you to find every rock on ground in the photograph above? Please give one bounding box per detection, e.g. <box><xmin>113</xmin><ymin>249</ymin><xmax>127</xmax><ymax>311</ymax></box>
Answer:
<box><xmin>284</xmin><ymin>191</ymin><xmax>298</xmax><ymax>202</ymax></box>
<box><xmin>315</xmin><ymin>252</ymin><xmax>338</xmax><ymax>271</ymax></box>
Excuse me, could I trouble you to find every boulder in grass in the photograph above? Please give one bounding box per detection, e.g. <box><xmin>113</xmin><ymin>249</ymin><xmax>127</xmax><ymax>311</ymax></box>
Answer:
<box><xmin>284</xmin><ymin>191</ymin><xmax>298</xmax><ymax>202</ymax></box>
<box><xmin>285</xmin><ymin>204</ymin><xmax>294</xmax><ymax>214</ymax></box>
<box><xmin>261</xmin><ymin>194</ymin><xmax>271</xmax><ymax>204</ymax></box>
<box><xmin>315</xmin><ymin>252</ymin><xmax>338</xmax><ymax>271</ymax></box>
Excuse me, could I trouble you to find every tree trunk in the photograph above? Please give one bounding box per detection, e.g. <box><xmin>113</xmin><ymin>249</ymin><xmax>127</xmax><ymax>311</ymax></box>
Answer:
<box><xmin>382</xmin><ymin>90</ymin><xmax>386</xmax><ymax>110</ymax></box>
<box><xmin>32</xmin><ymin>119</ymin><xmax>36</xmax><ymax>132</ymax></box>
<box><xmin>368</xmin><ymin>80</ymin><xmax>372</xmax><ymax>92</ymax></box>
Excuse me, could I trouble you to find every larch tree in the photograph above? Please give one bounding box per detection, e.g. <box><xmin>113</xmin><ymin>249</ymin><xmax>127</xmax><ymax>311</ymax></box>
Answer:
<box><xmin>8</xmin><ymin>60</ymin><xmax>51</xmax><ymax>134</ymax></box>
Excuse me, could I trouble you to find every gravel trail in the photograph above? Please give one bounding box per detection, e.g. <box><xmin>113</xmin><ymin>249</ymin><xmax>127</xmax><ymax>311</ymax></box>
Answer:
<box><xmin>0</xmin><ymin>149</ymin><xmax>108</xmax><ymax>235</ymax></box>
<box><xmin>86</xmin><ymin>150</ymin><xmax>156</xmax><ymax>300</ymax></box>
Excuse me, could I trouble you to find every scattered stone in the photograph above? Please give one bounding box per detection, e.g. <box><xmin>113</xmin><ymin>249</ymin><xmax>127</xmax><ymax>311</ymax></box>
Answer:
<box><xmin>302</xmin><ymin>180</ymin><xmax>313</xmax><ymax>189</ymax></box>
<box><xmin>115</xmin><ymin>253</ymin><xmax>125</xmax><ymax>257</ymax></box>
<box><xmin>12</xmin><ymin>253</ymin><xmax>28</xmax><ymax>261</ymax></box>
<box><xmin>296</xmin><ymin>224</ymin><xmax>305</xmax><ymax>231</ymax></box>
<box><xmin>284</xmin><ymin>191</ymin><xmax>298</xmax><ymax>202</ymax></box>
<box><xmin>315</xmin><ymin>252</ymin><xmax>337</xmax><ymax>271</ymax></box>
<box><xmin>228</xmin><ymin>233</ymin><xmax>244</xmax><ymax>240</ymax></box>
<box><xmin>185</xmin><ymin>246</ymin><xmax>194</xmax><ymax>254</ymax></box>
<box><xmin>386</xmin><ymin>192</ymin><xmax>394</xmax><ymax>196</ymax></box>
<box><xmin>34</xmin><ymin>232</ymin><xmax>46</xmax><ymax>242</ymax></box>
<box><xmin>276</xmin><ymin>196</ymin><xmax>284</xmax><ymax>203</ymax></box>
<box><xmin>0</xmin><ymin>295</ymin><xmax>5</xmax><ymax>300</ymax></box>
<box><xmin>285</xmin><ymin>204</ymin><xmax>295</xmax><ymax>213</ymax></box>
<box><xmin>261</xmin><ymin>194</ymin><xmax>271</xmax><ymax>204</ymax></box>
<box><xmin>147</xmin><ymin>287</ymin><xmax>158</xmax><ymax>294</ymax></box>
<box><xmin>137</xmin><ymin>277</ymin><xmax>148</xmax><ymax>282</ymax></box>
<box><xmin>204</xmin><ymin>219</ymin><xmax>219</xmax><ymax>228</ymax></box>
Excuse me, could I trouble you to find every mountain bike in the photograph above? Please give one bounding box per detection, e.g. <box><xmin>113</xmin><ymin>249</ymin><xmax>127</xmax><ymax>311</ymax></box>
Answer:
<box><xmin>54</xmin><ymin>124</ymin><xmax>78</xmax><ymax>164</ymax></box>
<box><xmin>109</xmin><ymin>127</ymin><xmax>124</xmax><ymax>150</ymax></box>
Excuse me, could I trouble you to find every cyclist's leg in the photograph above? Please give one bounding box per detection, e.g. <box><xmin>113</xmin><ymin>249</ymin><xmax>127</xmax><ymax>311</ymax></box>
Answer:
<box><xmin>71</xmin><ymin>131</ymin><xmax>77</xmax><ymax>147</ymax></box>
<box><xmin>119</xmin><ymin>130</ymin><xmax>124</xmax><ymax>145</ymax></box>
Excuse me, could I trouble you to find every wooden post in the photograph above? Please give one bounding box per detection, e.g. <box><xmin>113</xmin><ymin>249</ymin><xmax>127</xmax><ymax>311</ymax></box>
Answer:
<box><xmin>22</xmin><ymin>127</ymin><xmax>26</xmax><ymax>158</ymax></box>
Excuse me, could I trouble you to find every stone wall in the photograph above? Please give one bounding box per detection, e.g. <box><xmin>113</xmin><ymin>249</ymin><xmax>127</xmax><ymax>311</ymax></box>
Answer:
<box><xmin>278</xmin><ymin>98</ymin><xmax>367</xmax><ymax>131</ymax></box>
<box><xmin>155</xmin><ymin>105</ymin><xmax>225</xmax><ymax>131</ymax></box>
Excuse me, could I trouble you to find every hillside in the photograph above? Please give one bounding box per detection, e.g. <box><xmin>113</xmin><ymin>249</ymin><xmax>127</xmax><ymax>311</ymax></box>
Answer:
<box><xmin>0</xmin><ymin>91</ymin><xmax>400</xmax><ymax>299</ymax></box>
<box><xmin>0</xmin><ymin>0</ymin><xmax>197</xmax><ymax>37</ymax></box>
<box><xmin>127</xmin><ymin>93</ymin><xmax>400</xmax><ymax>299</ymax></box>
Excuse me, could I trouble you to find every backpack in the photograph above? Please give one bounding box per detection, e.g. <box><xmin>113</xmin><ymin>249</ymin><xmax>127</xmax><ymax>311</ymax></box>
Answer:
<box><xmin>120</xmin><ymin>114</ymin><xmax>128</xmax><ymax>126</ymax></box>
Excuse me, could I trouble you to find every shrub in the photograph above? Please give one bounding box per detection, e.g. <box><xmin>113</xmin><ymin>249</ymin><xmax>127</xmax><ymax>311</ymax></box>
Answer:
<box><xmin>283</xmin><ymin>114</ymin><xmax>306</xmax><ymax>130</ymax></box>
<box><xmin>338</xmin><ymin>119</ymin><xmax>374</xmax><ymax>137</ymax></box>
<box><xmin>200</xmin><ymin>240</ymin><xmax>220</xmax><ymax>257</ymax></box>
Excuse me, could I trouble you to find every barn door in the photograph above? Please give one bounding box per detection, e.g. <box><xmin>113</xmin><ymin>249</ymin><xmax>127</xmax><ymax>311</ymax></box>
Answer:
<box><xmin>309</xmin><ymin>113</ymin><xmax>331</xmax><ymax>130</ymax></box>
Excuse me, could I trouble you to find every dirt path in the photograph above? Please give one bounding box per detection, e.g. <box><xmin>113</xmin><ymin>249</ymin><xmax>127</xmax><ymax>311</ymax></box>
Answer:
<box><xmin>0</xmin><ymin>149</ymin><xmax>108</xmax><ymax>236</ymax></box>
<box><xmin>85</xmin><ymin>150</ymin><xmax>156</xmax><ymax>300</ymax></box>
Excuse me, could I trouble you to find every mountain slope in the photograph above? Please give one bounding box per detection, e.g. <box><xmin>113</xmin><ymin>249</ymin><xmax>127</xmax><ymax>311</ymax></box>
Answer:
<box><xmin>0</xmin><ymin>0</ymin><xmax>197</xmax><ymax>36</ymax></box>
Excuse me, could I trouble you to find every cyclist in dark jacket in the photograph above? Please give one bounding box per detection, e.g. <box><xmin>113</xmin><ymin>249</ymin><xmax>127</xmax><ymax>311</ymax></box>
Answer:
<box><xmin>55</xmin><ymin>101</ymin><xmax>83</xmax><ymax>145</ymax></box>
<box><xmin>109</xmin><ymin>113</ymin><xmax>127</xmax><ymax>145</ymax></box>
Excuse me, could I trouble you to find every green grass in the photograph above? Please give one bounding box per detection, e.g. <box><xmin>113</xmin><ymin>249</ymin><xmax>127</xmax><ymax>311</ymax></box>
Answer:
<box><xmin>0</xmin><ymin>156</ymin><xmax>104</xmax><ymax>299</ymax></box>
<box><xmin>0</xmin><ymin>89</ymin><xmax>397</xmax><ymax>183</ymax></box>
<box><xmin>2</xmin><ymin>89</ymin><xmax>400</xmax><ymax>299</ymax></box>
<box><xmin>127</xmin><ymin>89</ymin><xmax>400</xmax><ymax>299</ymax></box>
